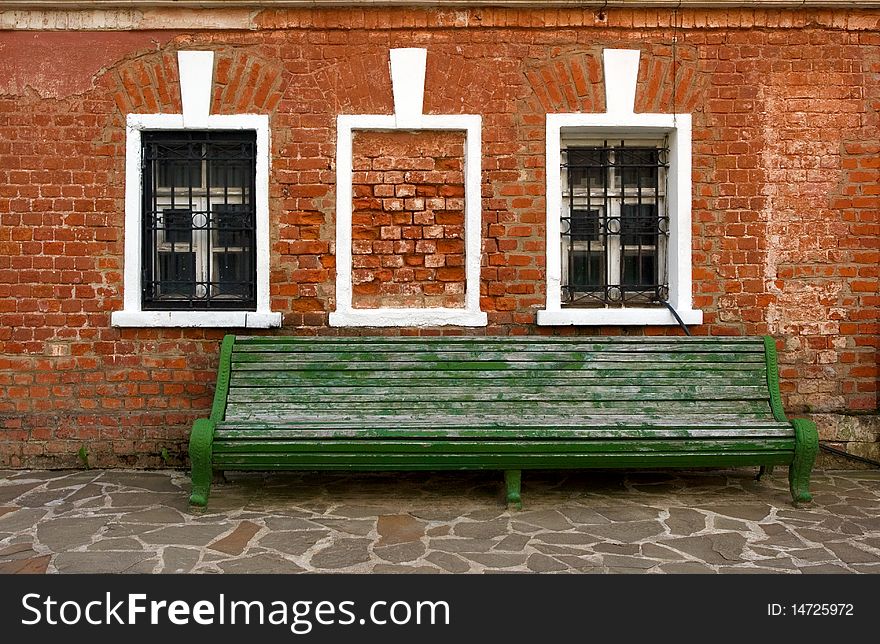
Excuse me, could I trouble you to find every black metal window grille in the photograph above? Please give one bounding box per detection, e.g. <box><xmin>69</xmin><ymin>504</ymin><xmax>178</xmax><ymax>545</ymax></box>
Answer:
<box><xmin>141</xmin><ymin>131</ymin><xmax>257</xmax><ymax>310</ymax></box>
<box><xmin>561</xmin><ymin>141</ymin><xmax>669</xmax><ymax>307</ymax></box>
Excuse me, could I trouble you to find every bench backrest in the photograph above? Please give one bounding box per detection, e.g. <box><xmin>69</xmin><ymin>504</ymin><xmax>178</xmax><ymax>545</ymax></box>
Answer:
<box><xmin>217</xmin><ymin>335</ymin><xmax>784</xmax><ymax>426</ymax></box>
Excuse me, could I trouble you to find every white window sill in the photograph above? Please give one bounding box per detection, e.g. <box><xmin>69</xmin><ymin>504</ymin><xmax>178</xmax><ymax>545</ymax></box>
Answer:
<box><xmin>111</xmin><ymin>310</ymin><xmax>282</xmax><ymax>328</ymax></box>
<box><xmin>537</xmin><ymin>307</ymin><xmax>703</xmax><ymax>326</ymax></box>
<box><xmin>329</xmin><ymin>309</ymin><xmax>488</xmax><ymax>328</ymax></box>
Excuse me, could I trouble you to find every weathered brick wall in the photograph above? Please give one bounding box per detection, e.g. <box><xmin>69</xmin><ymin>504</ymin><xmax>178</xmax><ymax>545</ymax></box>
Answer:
<box><xmin>0</xmin><ymin>6</ymin><xmax>877</xmax><ymax>467</ymax></box>
<box><xmin>351</xmin><ymin>131</ymin><xmax>466</xmax><ymax>309</ymax></box>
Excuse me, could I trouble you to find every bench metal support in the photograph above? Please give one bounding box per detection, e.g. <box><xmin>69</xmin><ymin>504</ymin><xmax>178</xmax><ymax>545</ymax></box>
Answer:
<box><xmin>504</xmin><ymin>469</ymin><xmax>522</xmax><ymax>511</ymax></box>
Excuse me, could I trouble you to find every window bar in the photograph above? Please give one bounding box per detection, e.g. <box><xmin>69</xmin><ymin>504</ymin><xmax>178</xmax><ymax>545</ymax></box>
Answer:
<box><xmin>565</xmin><ymin>149</ymin><xmax>573</xmax><ymax>304</ymax></box>
<box><xmin>603</xmin><ymin>142</ymin><xmax>611</xmax><ymax>304</ymax></box>
<box><xmin>654</xmin><ymin>146</ymin><xmax>661</xmax><ymax>301</ymax></box>
<box><xmin>636</xmin><ymin>148</ymin><xmax>644</xmax><ymax>298</ymax></box>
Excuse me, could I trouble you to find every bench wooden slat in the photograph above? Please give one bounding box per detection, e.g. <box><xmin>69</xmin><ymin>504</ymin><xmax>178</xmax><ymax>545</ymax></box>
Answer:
<box><xmin>214</xmin><ymin>438</ymin><xmax>794</xmax><ymax>453</ymax></box>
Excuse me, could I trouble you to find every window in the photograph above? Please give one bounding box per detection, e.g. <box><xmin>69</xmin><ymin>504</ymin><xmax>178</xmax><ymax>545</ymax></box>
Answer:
<box><xmin>561</xmin><ymin>141</ymin><xmax>669</xmax><ymax>308</ymax></box>
<box><xmin>141</xmin><ymin>131</ymin><xmax>257</xmax><ymax>310</ymax></box>
<box><xmin>538</xmin><ymin>113</ymin><xmax>702</xmax><ymax>327</ymax></box>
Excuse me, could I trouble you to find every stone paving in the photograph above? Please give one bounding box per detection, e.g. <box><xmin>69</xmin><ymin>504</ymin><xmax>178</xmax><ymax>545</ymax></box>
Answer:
<box><xmin>0</xmin><ymin>467</ymin><xmax>878</xmax><ymax>574</ymax></box>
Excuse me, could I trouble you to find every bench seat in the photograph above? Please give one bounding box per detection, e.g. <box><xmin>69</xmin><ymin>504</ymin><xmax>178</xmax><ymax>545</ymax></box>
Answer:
<box><xmin>189</xmin><ymin>335</ymin><xmax>818</xmax><ymax>508</ymax></box>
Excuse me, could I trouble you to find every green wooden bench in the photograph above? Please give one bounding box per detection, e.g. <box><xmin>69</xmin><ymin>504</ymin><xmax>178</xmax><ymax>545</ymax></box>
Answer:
<box><xmin>188</xmin><ymin>335</ymin><xmax>818</xmax><ymax>509</ymax></box>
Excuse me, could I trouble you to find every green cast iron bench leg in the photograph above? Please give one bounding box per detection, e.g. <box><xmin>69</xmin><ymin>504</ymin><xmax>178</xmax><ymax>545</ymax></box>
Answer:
<box><xmin>189</xmin><ymin>418</ymin><xmax>215</xmax><ymax>507</ymax></box>
<box><xmin>789</xmin><ymin>418</ymin><xmax>819</xmax><ymax>505</ymax></box>
<box><xmin>505</xmin><ymin>470</ymin><xmax>522</xmax><ymax>511</ymax></box>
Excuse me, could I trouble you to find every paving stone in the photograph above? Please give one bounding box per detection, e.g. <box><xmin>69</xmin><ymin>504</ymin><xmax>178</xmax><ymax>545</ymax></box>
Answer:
<box><xmin>88</xmin><ymin>538</ymin><xmax>144</xmax><ymax>551</ymax></box>
<box><xmin>107</xmin><ymin>492</ymin><xmax>189</xmax><ymax>510</ymax></box>
<box><xmin>658</xmin><ymin>562</ymin><xmax>715</xmax><ymax>573</ymax></box>
<box><xmin>785</xmin><ymin>547</ymin><xmax>835</xmax><ymax>563</ymax></box>
<box><xmin>161</xmin><ymin>547</ymin><xmax>202</xmax><ymax>573</ymax></box>
<box><xmin>36</xmin><ymin>517</ymin><xmax>109</xmax><ymax>551</ymax></box>
<box><xmin>98</xmin><ymin>472</ymin><xmax>184</xmax><ymax>493</ymax></box>
<box><xmin>311</xmin><ymin>518</ymin><xmax>374</xmax><ymax>536</ymax></box>
<box><xmin>584</xmin><ymin>520</ymin><xmax>665</xmax><ymax>543</ymax></box>
<box><xmin>141</xmin><ymin>524</ymin><xmax>229</xmax><ymax>546</ymax></box>
<box><xmin>553</xmin><ymin>557</ymin><xmax>603</xmax><ymax>573</ymax></box>
<box><xmin>0</xmin><ymin>507</ymin><xmax>17</xmax><ymax>518</ymax></box>
<box><xmin>775</xmin><ymin>509</ymin><xmax>826</xmax><ymax>523</ymax></box>
<box><xmin>122</xmin><ymin>507</ymin><xmax>188</xmax><ymax>524</ymax></box>
<box><xmin>45</xmin><ymin>472</ymin><xmax>100</xmax><ymax>490</ymax></box>
<box><xmin>593</xmin><ymin>506</ymin><xmax>660</xmax><ymax>522</ymax></box>
<box><xmin>17</xmin><ymin>489</ymin><xmax>78</xmax><ymax>508</ymax></box>
<box><xmin>699</xmin><ymin>504</ymin><xmax>772</xmax><ymax>522</ymax></box>
<box><xmin>259</xmin><ymin>530</ymin><xmax>329</xmax><ymax>556</ymax></box>
<box><xmin>426</xmin><ymin>525</ymin><xmax>450</xmax><ymax>537</ymax></box>
<box><xmin>464</xmin><ymin>508</ymin><xmax>506</xmax><ymax>521</ymax></box>
<box><xmin>493</xmin><ymin>534</ymin><xmax>530</xmax><ymax>551</ymax></box>
<box><xmin>0</xmin><ymin>542</ymin><xmax>35</xmax><ymax>558</ymax></box>
<box><xmin>532</xmin><ymin>543</ymin><xmax>597</xmax><ymax>557</ymax></box>
<box><xmin>558</xmin><ymin>506</ymin><xmax>611</xmax><ymax>525</ymax></box>
<box><xmin>793</xmin><ymin>527</ymin><xmax>847</xmax><ymax>545</ymax></box>
<box><xmin>510</xmin><ymin>521</ymin><xmax>544</xmax><ymax>534</ymax></box>
<box><xmin>800</xmin><ymin>563</ymin><xmax>857</xmax><ymax>574</ymax></box>
<box><xmin>333</xmin><ymin>505</ymin><xmax>389</xmax><ymax>519</ymax></box>
<box><xmin>514</xmin><ymin>509</ymin><xmax>574</xmax><ymax>531</ymax></box>
<box><xmin>0</xmin><ymin>555</ymin><xmax>51</xmax><ymax>574</ymax></box>
<box><xmin>527</xmin><ymin>553</ymin><xmax>567</xmax><ymax>572</ymax></box>
<box><xmin>374</xmin><ymin>541</ymin><xmax>427</xmax><ymax>563</ymax></box>
<box><xmin>425</xmin><ymin>551</ymin><xmax>471</xmax><ymax>573</ymax></box>
<box><xmin>756</xmin><ymin>557</ymin><xmax>798</xmax><ymax>570</ymax></box>
<box><xmin>850</xmin><ymin>563</ymin><xmax>880</xmax><ymax>573</ymax></box>
<box><xmin>660</xmin><ymin>533</ymin><xmax>747</xmax><ymax>565</ymax></box>
<box><xmin>462</xmin><ymin>552</ymin><xmax>528</xmax><ymax>568</ymax></box>
<box><xmin>265</xmin><ymin>516</ymin><xmax>323</xmax><ymax>531</ymax></box>
<box><xmin>594</xmin><ymin>543</ymin><xmax>640</xmax><ymax>556</ymax></box>
<box><xmin>823</xmin><ymin>542</ymin><xmax>880</xmax><ymax>564</ymax></box>
<box><xmin>718</xmin><ymin>566</ymin><xmax>775</xmax><ymax>574</ymax></box>
<box><xmin>372</xmin><ymin>564</ymin><xmax>440</xmax><ymax>574</ymax></box>
<box><xmin>601</xmin><ymin>554</ymin><xmax>659</xmax><ymax>570</ymax></box>
<box><xmin>208</xmin><ymin>521</ymin><xmax>262</xmax><ymax>555</ymax></box>
<box><xmin>452</xmin><ymin>518</ymin><xmax>508</xmax><ymax>539</ymax></box>
<box><xmin>532</xmin><ymin>532</ymin><xmax>599</xmax><ymax>546</ymax></box>
<box><xmin>377</xmin><ymin>514</ymin><xmax>425</xmax><ymax>545</ymax></box>
<box><xmin>409</xmin><ymin>508</ymin><xmax>470</xmax><ymax>521</ymax></box>
<box><xmin>640</xmin><ymin>543</ymin><xmax>688</xmax><ymax>561</ymax></box>
<box><xmin>0</xmin><ymin>482</ymin><xmax>43</xmax><ymax>503</ymax></box>
<box><xmin>310</xmin><ymin>538</ymin><xmax>371</xmax><ymax>569</ymax></box>
<box><xmin>713</xmin><ymin>517</ymin><xmax>749</xmax><ymax>532</ymax></box>
<box><xmin>850</xmin><ymin>516</ymin><xmax>880</xmax><ymax>532</ymax></box>
<box><xmin>665</xmin><ymin>507</ymin><xmax>707</xmax><ymax>535</ymax></box>
<box><xmin>217</xmin><ymin>554</ymin><xmax>305</xmax><ymax>574</ymax></box>
<box><xmin>757</xmin><ymin>523</ymin><xmax>809</xmax><ymax>548</ymax></box>
<box><xmin>429</xmin><ymin>538</ymin><xmax>498</xmax><ymax>554</ymax></box>
<box><xmin>53</xmin><ymin>551</ymin><xmax>155</xmax><ymax>573</ymax></box>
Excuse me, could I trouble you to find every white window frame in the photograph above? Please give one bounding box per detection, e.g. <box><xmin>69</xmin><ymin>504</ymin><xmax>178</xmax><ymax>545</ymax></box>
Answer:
<box><xmin>538</xmin><ymin>49</ymin><xmax>702</xmax><ymax>327</ymax></box>
<box><xmin>329</xmin><ymin>48</ymin><xmax>487</xmax><ymax>327</ymax></box>
<box><xmin>111</xmin><ymin>52</ymin><xmax>280</xmax><ymax>328</ymax></box>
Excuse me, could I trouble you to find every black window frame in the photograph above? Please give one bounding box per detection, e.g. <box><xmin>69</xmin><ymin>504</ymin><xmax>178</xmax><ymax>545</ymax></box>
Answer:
<box><xmin>141</xmin><ymin>130</ymin><xmax>258</xmax><ymax>311</ymax></box>
<box><xmin>561</xmin><ymin>140</ymin><xmax>670</xmax><ymax>308</ymax></box>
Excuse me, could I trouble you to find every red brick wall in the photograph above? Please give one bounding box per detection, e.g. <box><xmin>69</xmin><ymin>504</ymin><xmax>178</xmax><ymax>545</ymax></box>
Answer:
<box><xmin>351</xmin><ymin>131</ymin><xmax>466</xmax><ymax>309</ymax></box>
<box><xmin>0</xmin><ymin>6</ymin><xmax>877</xmax><ymax>467</ymax></box>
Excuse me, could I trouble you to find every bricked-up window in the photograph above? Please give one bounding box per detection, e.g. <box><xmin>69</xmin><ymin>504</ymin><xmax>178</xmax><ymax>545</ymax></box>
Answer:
<box><xmin>141</xmin><ymin>131</ymin><xmax>257</xmax><ymax>310</ymax></box>
<box><xmin>561</xmin><ymin>140</ymin><xmax>669</xmax><ymax>307</ymax></box>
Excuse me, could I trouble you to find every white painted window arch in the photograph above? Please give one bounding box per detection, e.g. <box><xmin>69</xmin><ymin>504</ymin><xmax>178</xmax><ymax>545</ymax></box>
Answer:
<box><xmin>329</xmin><ymin>48</ymin><xmax>487</xmax><ymax>327</ymax></box>
<box><xmin>538</xmin><ymin>49</ymin><xmax>703</xmax><ymax>327</ymax></box>
<box><xmin>111</xmin><ymin>51</ymin><xmax>281</xmax><ymax>328</ymax></box>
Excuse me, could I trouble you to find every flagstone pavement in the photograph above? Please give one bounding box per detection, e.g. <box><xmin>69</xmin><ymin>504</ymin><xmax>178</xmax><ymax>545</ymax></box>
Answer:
<box><xmin>0</xmin><ymin>467</ymin><xmax>878</xmax><ymax>574</ymax></box>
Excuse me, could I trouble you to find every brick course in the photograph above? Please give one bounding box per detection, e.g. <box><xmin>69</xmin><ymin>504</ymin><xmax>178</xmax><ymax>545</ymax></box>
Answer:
<box><xmin>0</xmin><ymin>6</ymin><xmax>877</xmax><ymax>466</ymax></box>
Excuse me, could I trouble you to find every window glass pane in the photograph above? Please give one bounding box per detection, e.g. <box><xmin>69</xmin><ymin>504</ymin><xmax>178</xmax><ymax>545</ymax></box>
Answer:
<box><xmin>621</xmin><ymin>203</ymin><xmax>657</xmax><ymax>246</ymax></box>
<box><xmin>617</xmin><ymin>148</ymin><xmax>658</xmax><ymax>189</ymax></box>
